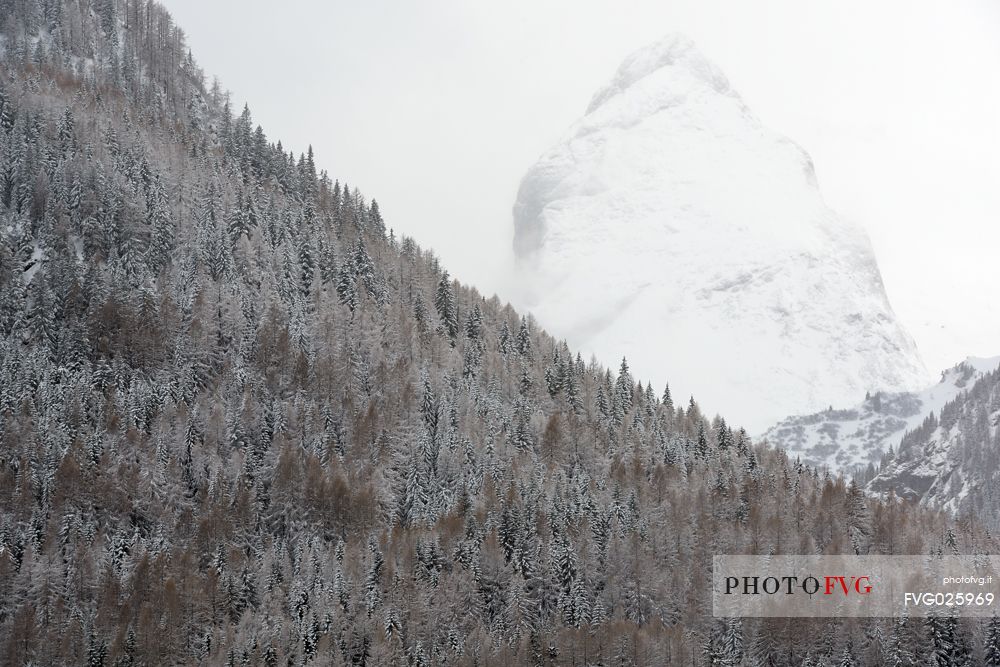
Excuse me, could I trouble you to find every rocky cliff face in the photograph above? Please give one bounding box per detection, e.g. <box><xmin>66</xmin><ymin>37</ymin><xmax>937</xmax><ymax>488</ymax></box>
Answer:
<box><xmin>513</xmin><ymin>34</ymin><xmax>928</xmax><ymax>431</ymax></box>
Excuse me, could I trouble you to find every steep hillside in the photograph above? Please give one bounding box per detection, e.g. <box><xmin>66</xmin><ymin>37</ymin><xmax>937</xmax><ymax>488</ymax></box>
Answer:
<box><xmin>869</xmin><ymin>365</ymin><xmax>1000</xmax><ymax>530</ymax></box>
<box><xmin>512</xmin><ymin>35</ymin><xmax>927</xmax><ymax>432</ymax></box>
<box><xmin>765</xmin><ymin>357</ymin><xmax>1000</xmax><ymax>476</ymax></box>
<box><xmin>0</xmin><ymin>3</ymin><xmax>986</xmax><ymax>666</ymax></box>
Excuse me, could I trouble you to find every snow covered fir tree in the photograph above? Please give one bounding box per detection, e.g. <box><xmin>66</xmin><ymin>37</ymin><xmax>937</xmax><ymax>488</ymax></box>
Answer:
<box><xmin>0</xmin><ymin>0</ymin><xmax>999</xmax><ymax>665</ymax></box>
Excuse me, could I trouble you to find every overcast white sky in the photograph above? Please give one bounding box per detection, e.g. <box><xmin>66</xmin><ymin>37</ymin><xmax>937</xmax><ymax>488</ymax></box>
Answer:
<box><xmin>164</xmin><ymin>0</ymin><xmax>1000</xmax><ymax>373</ymax></box>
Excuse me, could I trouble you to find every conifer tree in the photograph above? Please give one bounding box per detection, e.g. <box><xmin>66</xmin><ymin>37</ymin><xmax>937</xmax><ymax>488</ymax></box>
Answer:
<box><xmin>715</xmin><ymin>417</ymin><xmax>732</xmax><ymax>450</ymax></box>
<box><xmin>696</xmin><ymin>421</ymin><xmax>709</xmax><ymax>460</ymax></box>
<box><xmin>497</xmin><ymin>320</ymin><xmax>513</xmax><ymax>356</ymax></box>
<box><xmin>336</xmin><ymin>263</ymin><xmax>358</xmax><ymax>313</ymax></box>
<box><xmin>515</xmin><ymin>317</ymin><xmax>532</xmax><ymax>357</ymax></box>
<box><xmin>615</xmin><ymin>357</ymin><xmax>633</xmax><ymax>415</ymax></box>
<box><xmin>985</xmin><ymin>616</ymin><xmax>1000</xmax><ymax>666</ymax></box>
<box><xmin>435</xmin><ymin>270</ymin><xmax>458</xmax><ymax>340</ymax></box>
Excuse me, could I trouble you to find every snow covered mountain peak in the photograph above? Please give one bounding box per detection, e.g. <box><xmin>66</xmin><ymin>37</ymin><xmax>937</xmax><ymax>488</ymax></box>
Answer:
<box><xmin>513</xmin><ymin>36</ymin><xmax>929</xmax><ymax>432</ymax></box>
<box><xmin>585</xmin><ymin>34</ymin><xmax>733</xmax><ymax>115</ymax></box>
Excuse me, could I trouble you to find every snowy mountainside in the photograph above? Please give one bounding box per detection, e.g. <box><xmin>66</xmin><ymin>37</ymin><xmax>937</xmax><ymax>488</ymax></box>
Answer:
<box><xmin>512</xmin><ymin>34</ymin><xmax>928</xmax><ymax>432</ymax></box>
<box><xmin>763</xmin><ymin>357</ymin><xmax>1000</xmax><ymax>474</ymax></box>
<box><xmin>868</xmin><ymin>361</ymin><xmax>1000</xmax><ymax>528</ymax></box>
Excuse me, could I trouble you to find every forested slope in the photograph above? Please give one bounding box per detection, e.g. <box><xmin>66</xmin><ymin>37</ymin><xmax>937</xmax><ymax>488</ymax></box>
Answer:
<box><xmin>870</xmin><ymin>366</ymin><xmax>1000</xmax><ymax>531</ymax></box>
<box><xmin>0</xmin><ymin>1</ymin><xmax>994</xmax><ymax>665</ymax></box>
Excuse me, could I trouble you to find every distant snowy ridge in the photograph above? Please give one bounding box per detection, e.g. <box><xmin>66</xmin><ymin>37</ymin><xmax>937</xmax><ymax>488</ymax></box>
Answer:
<box><xmin>763</xmin><ymin>356</ymin><xmax>1000</xmax><ymax>475</ymax></box>
<box><xmin>512</xmin><ymin>34</ymin><xmax>928</xmax><ymax>431</ymax></box>
<box><xmin>867</xmin><ymin>359</ymin><xmax>1000</xmax><ymax>528</ymax></box>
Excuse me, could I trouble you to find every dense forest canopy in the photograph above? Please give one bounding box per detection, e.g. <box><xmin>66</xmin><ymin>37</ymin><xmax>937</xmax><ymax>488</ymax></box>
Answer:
<box><xmin>0</xmin><ymin>1</ymin><xmax>997</xmax><ymax>665</ymax></box>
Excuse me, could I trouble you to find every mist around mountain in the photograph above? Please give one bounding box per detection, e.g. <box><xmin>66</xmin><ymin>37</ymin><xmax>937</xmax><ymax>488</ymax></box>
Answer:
<box><xmin>0</xmin><ymin>2</ymin><xmax>996</xmax><ymax>666</ymax></box>
<box><xmin>512</xmin><ymin>35</ymin><xmax>928</xmax><ymax>433</ymax></box>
